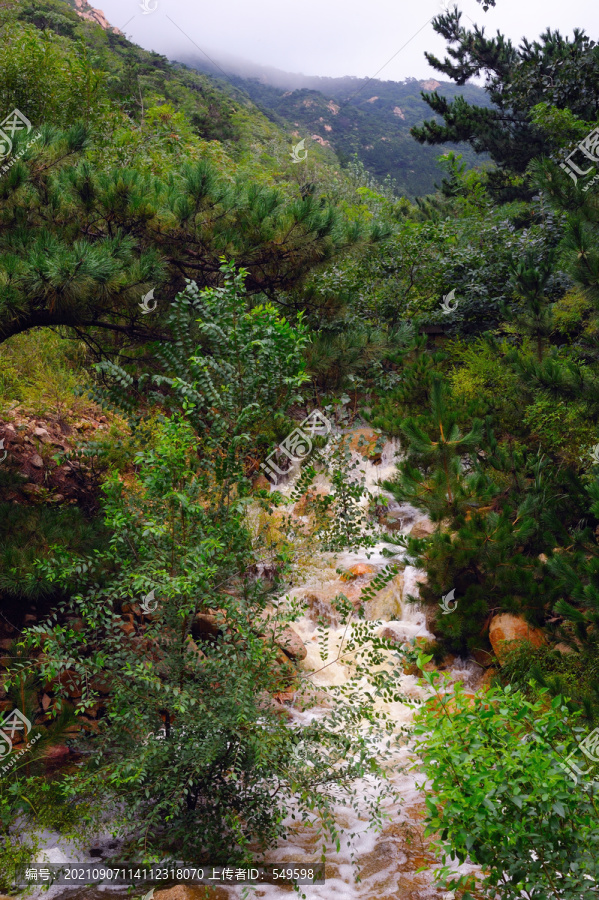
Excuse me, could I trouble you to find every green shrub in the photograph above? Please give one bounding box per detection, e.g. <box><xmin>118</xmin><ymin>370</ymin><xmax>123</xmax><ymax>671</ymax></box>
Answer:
<box><xmin>414</xmin><ymin>664</ymin><xmax>599</xmax><ymax>900</ymax></box>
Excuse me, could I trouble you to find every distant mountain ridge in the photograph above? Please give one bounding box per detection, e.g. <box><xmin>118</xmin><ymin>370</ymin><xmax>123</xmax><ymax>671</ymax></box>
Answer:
<box><xmin>176</xmin><ymin>53</ymin><xmax>491</xmax><ymax>196</ymax></box>
<box><xmin>59</xmin><ymin>0</ymin><xmax>490</xmax><ymax>197</ymax></box>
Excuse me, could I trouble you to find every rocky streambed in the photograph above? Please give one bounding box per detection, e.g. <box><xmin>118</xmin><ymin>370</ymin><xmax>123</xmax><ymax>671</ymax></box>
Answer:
<box><xmin>17</xmin><ymin>431</ymin><xmax>487</xmax><ymax>900</ymax></box>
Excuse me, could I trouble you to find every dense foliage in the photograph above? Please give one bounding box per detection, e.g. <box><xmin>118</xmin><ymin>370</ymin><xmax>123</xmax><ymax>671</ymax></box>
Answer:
<box><xmin>1</xmin><ymin>0</ymin><xmax>599</xmax><ymax>895</ymax></box>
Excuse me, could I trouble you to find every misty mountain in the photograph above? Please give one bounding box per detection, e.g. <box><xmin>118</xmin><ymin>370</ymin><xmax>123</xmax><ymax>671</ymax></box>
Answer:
<box><xmin>174</xmin><ymin>52</ymin><xmax>491</xmax><ymax>196</ymax></box>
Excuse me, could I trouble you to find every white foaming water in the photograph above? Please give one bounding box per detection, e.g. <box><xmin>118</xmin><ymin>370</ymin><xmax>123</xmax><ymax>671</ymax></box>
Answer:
<box><xmin>217</xmin><ymin>435</ymin><xmax>480</xmax><ymax>899</ymax></box>
<box><xmin>31</xmin><ymin>434</ymin><xmax>480</xmax><ymax>900</ymax></box>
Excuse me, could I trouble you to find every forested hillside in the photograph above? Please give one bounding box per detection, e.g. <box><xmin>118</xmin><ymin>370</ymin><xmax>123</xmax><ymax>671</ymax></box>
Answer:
<box><xmin>178</xmin><ymin>56</ymin><xmax>490</xmax><ymax>196</ymax></box>
<box><xmin>1</xmin><ymin>0</ymin><xmax>599</xmax><ymax>897</ymax></box>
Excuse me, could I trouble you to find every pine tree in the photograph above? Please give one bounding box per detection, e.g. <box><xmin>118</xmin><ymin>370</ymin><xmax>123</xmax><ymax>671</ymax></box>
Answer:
<box><xmin>385</xmin><ymin>381</ymin><xmax>573</xmax><ymax>654</ymax></box>
<box><xmin>0</xmin><ymin>127</ymin><xmax>377</xmax><ymax>351</ymax></box>
<box><xmin>412</xmin><ymin>13</ymin><xmax>599</xmax><ymax>193</ymax></box>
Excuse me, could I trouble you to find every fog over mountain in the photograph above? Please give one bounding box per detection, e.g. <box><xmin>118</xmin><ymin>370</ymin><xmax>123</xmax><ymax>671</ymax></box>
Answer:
<box><xmin>94</xmin><ymin>0</ymin><xmax>597</xmax><ymax>84</ymax></box>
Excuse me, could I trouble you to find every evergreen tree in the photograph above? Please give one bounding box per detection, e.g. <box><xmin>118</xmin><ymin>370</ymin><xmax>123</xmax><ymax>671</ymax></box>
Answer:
<box><xmin>0</xmin><ymin>130</ymin><xmax>379</xmax><ymax>351</ymax></box>
<box><xmin>385</xmin><ymin>381</ymin><xmax>574</xmax><ymax>654</ymax></box>
<box><xmin>412</xmin><ymin>11</ymin><xmax>599</xmax><ymax>195</ymax></box>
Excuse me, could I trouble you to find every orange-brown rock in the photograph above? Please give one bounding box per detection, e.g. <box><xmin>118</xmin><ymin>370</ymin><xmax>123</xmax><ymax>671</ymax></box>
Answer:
<box><xmin>42</xmin><ymin>744</ymin><xmax>71</xmax><ymax>764</ymax></box>
<box><xmin>488</xmin><ymin>614</ymin><xmax>546</xmax><ymax>665</ymax></box>
<box><xmin>410</xmin><ymin>519</ymin><xmax>435</xmax><ymax>539</ymax></box>
<box><xmin>293</xmin><ymin>487</ymin><xmax>330</xmax><ymax>517</ymax></box>
<box><xmin>47</xmin><ymin>670</ymin><xmax>83</xmax><ymax>699</ymax></box>
<box><xmin>79</xmin><ymin>716</ymin><xmax>100</xmax><ymax>733</ymax></box>
<box><xmin>471</xmin><ymin>648</ymin><xmax>495</xmax><ymax>668</ymax></box>
<box><xmin>275</xmin><ymin>626</ymin><xmax>306</xmax><ymax>661</ymax></box>
<box><xmin>90</xmin><ymin>674</ymin><xmax>112</xmax><ymax>693</ymax></box>
<box><xmin>252</xmin><ymin>473</ymin><xmax>271</xmax><ymax>491</ymax></box>
<box><xmin>428</xmin><ymin>690</ymin><xmax>477</xmax><ymax>717</ymax></box>
<box><xmin>481</xmin><ymin>667</ymin><xmax>499</xmax><ymax>687</ymax></box>
<box><xmin>341</xmin><ymin>563</ymin><xmax>376</xmax><ymax>581</ymax></box>
<box><xmin>345</xmin><ymin>428</ymin><xmax>383</xmax><ymax>462</ymax></box>
<box><xmin>553</xmin><ymin>642</ymin><xmax>575</xmax><ymax>655</ymax></box>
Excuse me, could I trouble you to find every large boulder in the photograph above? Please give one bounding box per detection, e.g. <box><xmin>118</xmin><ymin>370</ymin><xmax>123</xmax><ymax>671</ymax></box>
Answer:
<box><xmin>275</xmin><ymin>626</ymin><xmax>307</xmax><ymax>661</ymax></box>
<box><xmin>341</xmin><ymin>563</ymin><xmax>376</xmax><ymax>581</ymax></box>
<box><xmin>345</xmin><ymin>428</ymin><xmax>383</xmax><ymax>462</ymax></box>
<box><xmin>489</xmin><ymin>614</ymin><xmax>546</xmax><ymax>665</ymax></box>
<box><xmin>410</xmin><ymin>518</ymin><xmax>435</xmax><ymax>539</ymax></box>
<box><xmin>293</xmin><ymin>487</ymin><xmax>330</xmax><ymax>517</ymax></box>
<box><xmin>364</xmin><ymin>572</ymin><xmax>404</xmax><ymax>621</ymax></box>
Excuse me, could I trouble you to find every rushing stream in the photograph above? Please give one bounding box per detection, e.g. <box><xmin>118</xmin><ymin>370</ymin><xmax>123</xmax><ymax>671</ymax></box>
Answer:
<box><xmin>28</xmin><ymin>433</ymin><xmax>481</xmax><ymax>900</ymax></box>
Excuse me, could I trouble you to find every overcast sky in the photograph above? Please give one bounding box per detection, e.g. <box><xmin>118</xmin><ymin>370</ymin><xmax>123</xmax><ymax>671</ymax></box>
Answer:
<box><xmin>95</xmin><ymin>0</ymin><xmax>596</xmax><ymax>82</ymax></box>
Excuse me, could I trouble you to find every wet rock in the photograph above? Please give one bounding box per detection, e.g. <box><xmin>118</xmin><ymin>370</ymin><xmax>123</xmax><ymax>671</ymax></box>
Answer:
<box><xmin>252</xmin><ymin>473</ymin><xmax>271</xmax><ymax>491</ymax></box>
<box><xmin>365</xmin><ymin>572</ymin><xmax>404</xmax><ymax>620</ymax></box>
<box><xmin>410</xmin><ymin>519</ymin><xmax>435</xmax><ymax>539</ymax></box>
<box><xmin>305</xmin><ymin>593</ymin><xmax>339</xmax><ymax>627</ymax></box>
<box><xmin>488</xmin><ymin>613</ymin><xmax>546</xmax><ymax>665</ymax></box>
<box><xmin>438</xmin><ymin>652</ymin><xmax>457</xmax><ymax>669</ymax></box>
<box><xmin>345</xmin><ymin>427</ymin><xmax>383</xmax><ymax>462</ymax></box>
<box><xmin>273</xmin><ymin>648</ymin><xmax>296</xmax><ymax>687</ymax></box>
<box><xmin>471</xmin><ymin>648</ymin><xmax>495</xmax><ymax>668</ymax></box>
<box><xmin>275</xmin><ymin>626</ymin><xmax>307</xmax><ymax>661</ymax></box>
<box><xmin>380</xmin><ymin>511</ymin><xmax>404</xmax><ymax>532</ymax></box>
<box><xmin>293</xmin><ymin>487</ymin><xmax>330</xmax><ymax>517</ymax></box>
<box><xmin>380</xmin><ymin>626</ymin><xmax>405</xmax><ymax>646</ymax></box>
<box><xmin>341</xmin><ymin>562</ymin><xmax>376</xmax><ymax>581</ymax></box>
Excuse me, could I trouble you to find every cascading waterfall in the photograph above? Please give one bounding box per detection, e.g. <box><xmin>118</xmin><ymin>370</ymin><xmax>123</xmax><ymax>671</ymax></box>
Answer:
<box><xmin>217</xmin><ymin>433</ymin><xmax>481</xmax><ymax>899</ymax></box>
<box><xmin>33</xmin><ymin>433</ymin><xmax>481</xmax><ymax>900</ymax></box>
